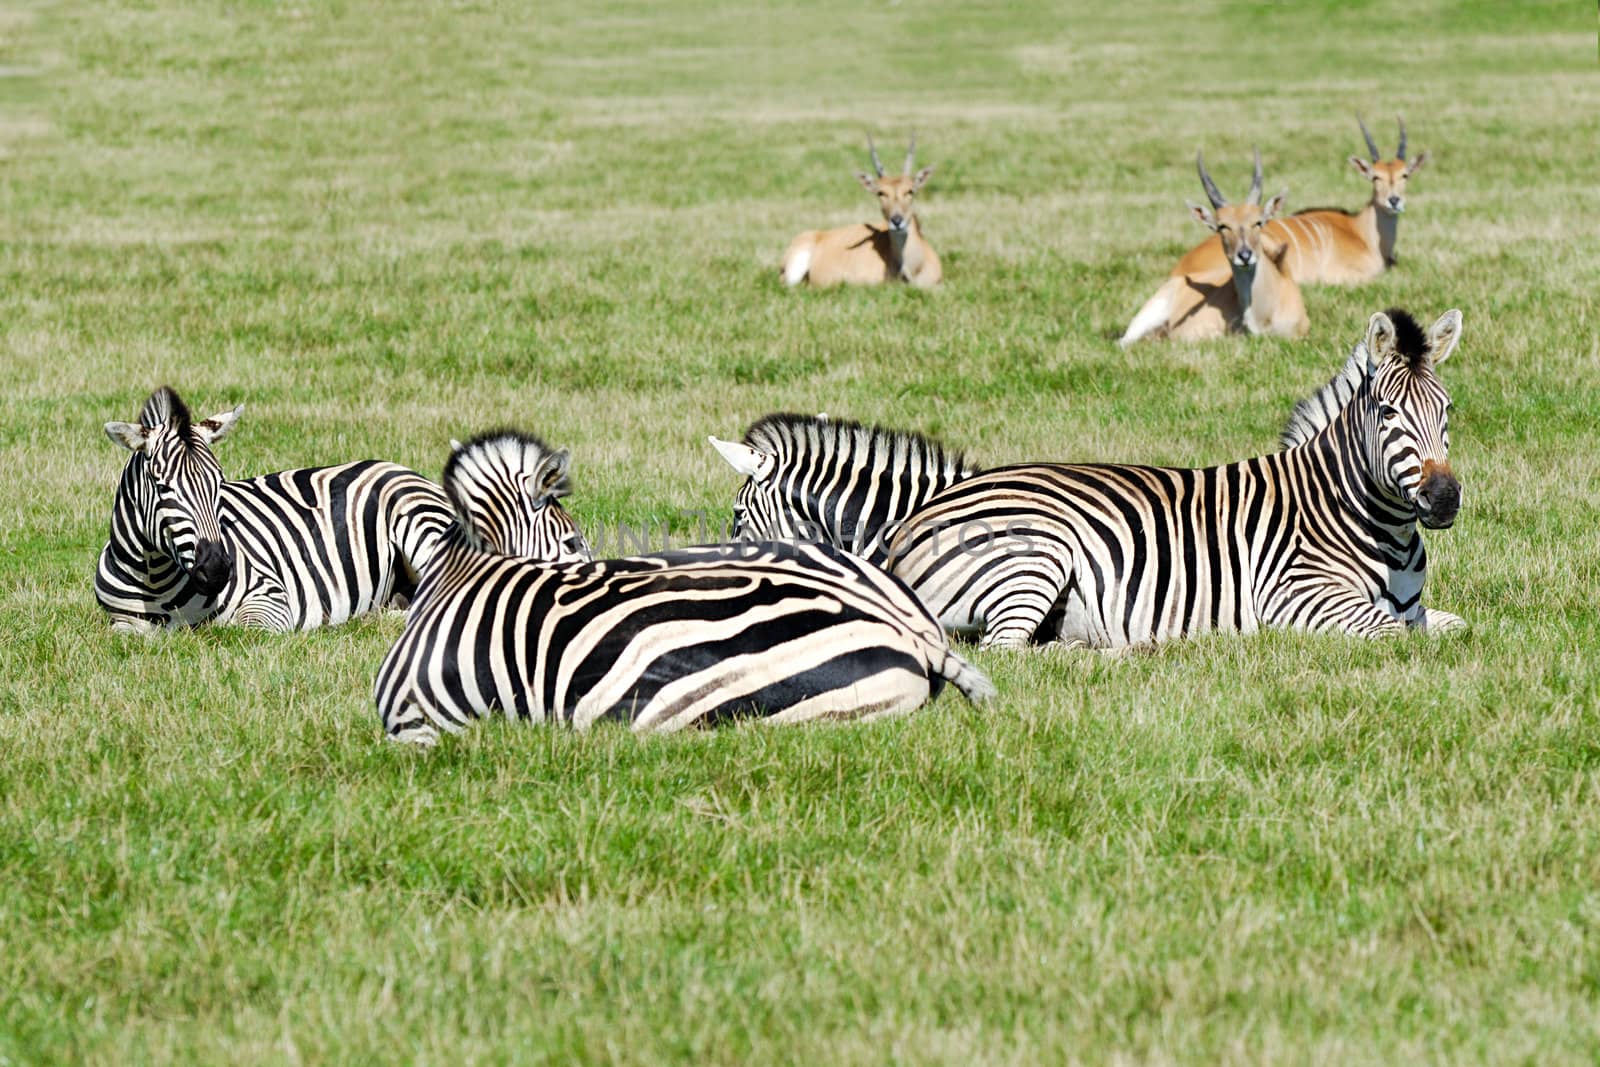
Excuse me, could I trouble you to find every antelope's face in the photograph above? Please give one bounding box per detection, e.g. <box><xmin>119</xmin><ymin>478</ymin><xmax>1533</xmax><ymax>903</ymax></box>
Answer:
<box><xmin>1361</xmin><ymin>309</ymin><xmax>1463</xmax><ymax>529</ymax></box>
<box><xmin>1350</xmin><ymin>156</ymin><xmax>1428</xmax><ymax>215</ymax></box>
<box><xmin>856</xmin><ymin>170</ymin><xmax>934</xmax><ymax>234</ymax></box>
<box><xmin>1194</xmin><ymin>198</ymin><xmax>1287</xmax><ymax>270</ymax></box>
<box><xmin>105</xmin><ymin>389</ymin><xmax>242</xmax><ymax>597</ymax></box>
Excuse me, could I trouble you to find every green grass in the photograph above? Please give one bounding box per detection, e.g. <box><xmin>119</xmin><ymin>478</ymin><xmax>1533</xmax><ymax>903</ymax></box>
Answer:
<box><xmin>3</xmin><ymin>0</ymin><xmax>1600</xmax><ymax>1061</ymax></box>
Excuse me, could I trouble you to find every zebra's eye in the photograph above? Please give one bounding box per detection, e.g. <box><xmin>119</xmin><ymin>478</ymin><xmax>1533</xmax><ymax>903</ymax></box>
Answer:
<box><xmin>1378</xmin><ymin>404</ymin><xmax>1400</xmax><ymax>420</ymax></box>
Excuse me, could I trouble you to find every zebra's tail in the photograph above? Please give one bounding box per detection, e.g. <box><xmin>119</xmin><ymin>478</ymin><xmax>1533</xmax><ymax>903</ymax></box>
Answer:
<box><xmin>1119</xmin><ymin>278</ymin><xmax>1176</xmax><ymax>347</ymax></box>
<box><xmin>940</xmin><ymin>649</ymin><xmax>997</xmax><ymax>705</ymax></box>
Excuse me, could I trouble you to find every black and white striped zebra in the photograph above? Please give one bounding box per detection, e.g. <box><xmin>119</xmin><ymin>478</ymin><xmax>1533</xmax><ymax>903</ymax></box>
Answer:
<box><xmin>375</xmin><ymin>430</ymin><xmax>994</xmax><ymax>746</ymax></box>
<box><xmin>96</xmin><ymin>386</ymin><xmax>455</xmax><ymax>634</ymax></box>
<box><xmin>883</xmin><ymin>308</ymin><xmax>1466</xmax><ymax>648</ymax></box>
<box><xmin>708</xmin><ymin>413</ymin><xmax>976</xmax><ymax>565</ymax></box>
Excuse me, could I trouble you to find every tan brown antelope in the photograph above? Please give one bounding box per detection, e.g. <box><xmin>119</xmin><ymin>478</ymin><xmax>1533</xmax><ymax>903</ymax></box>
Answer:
<box><xmin>1130</xmin><ymin>118</ymin><xmax>1427</xmax><ymax>299</ymax></box>
<box><xmin>780</xmin><ymin>136</ymin><xmax>942</xmax><ymax>289</ymax></box>
<box><xmin>1120</xmin><ymin>149</ymin><xmax>1308</xmax><ymax>345</ymax></box>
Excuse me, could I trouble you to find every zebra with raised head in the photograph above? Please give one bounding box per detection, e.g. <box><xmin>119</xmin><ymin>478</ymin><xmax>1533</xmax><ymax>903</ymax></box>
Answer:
<box><xmin>707</xmin><ymin>412</ymin><xmax>977</xmax><ymax>565</ymax></box>
<box><xmin>883</xmin><ymin>308</ymin><xmax>1466</xmax><ymax>648</ymax></box>
<box><xmin>375</xmin><ymin>430</ymin><xmax>993</xmax><ymax>746</ymax></box>
<box><xmin>96</xmin><ymin>386</ymin><xmax>454</xmax><ymax>633</ymax></box>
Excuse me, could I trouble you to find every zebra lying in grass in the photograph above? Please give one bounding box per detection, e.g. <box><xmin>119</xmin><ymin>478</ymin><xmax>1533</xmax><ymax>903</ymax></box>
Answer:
<box><xmin>374</xmin><ymin>430</ymin><xmax>994</xmax><ymax>746</ymax></box>
<box><xmin>714</xmin><ymin>308</ymin><xmax>1466</xmax><ymax>649</ymax></box>
<box><xmin>96</xmin><ymin>386</ymin><xmax>453</xmax><ymax>633</ymax></box>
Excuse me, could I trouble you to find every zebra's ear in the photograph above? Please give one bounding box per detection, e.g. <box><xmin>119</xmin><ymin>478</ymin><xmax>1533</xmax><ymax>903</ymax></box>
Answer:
<box><xmin>195</xmin><ymin>403</ymin><xmax>245</xmax><ymax>444</ymax></box>
<box><xmin>1427</xmin><ymin>309</ymin><xmax>1463</xmax><ymax>367</ymax></box>
<box><xmin>1364</xmin><ymin>311</ymin><xmax>1398</xmax><ymax>374</ymax></box>
<box><xmin>531</xmin><ymin>448</ymin><xmax>570</xmax><ymax>500</ymax></box>
<box><xmin>708</xmin><ymin>436</ymin><xmax>775</xmax><ymax>482</ymax></box>
<box><xmin>449</xmin><ymin>439</ymin><xmax>464</xmax><ymax>453</ymax></box>
<box><xmin>104</xmin><ymin>421</ymin><xmax>152</xmax><ymax>453</ymax></box>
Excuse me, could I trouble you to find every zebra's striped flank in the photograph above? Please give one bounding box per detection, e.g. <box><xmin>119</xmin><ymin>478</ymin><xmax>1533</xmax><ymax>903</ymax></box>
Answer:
<box><xmin>95</xmin><ymin>386</ymin><xmax>455</xmax><ymax>633</ymax></box>
<box><xmin>375</xmin><ymin>429</ymin><xmax>992</xmax><ymax>746</ymax></box>
<box><xmin>886</xmin><ymin>308</ymin><xmax>1466</xmax><ymax>648</ymax></box>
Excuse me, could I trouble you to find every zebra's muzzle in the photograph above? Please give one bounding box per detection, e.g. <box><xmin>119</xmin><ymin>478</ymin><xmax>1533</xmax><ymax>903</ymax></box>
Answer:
<box><xmin>189</xmin><ymin>538</ymin><xmax>234</xmax><ymax>595</ymax></box>
<box><xmin>1414</xmin><ymin>469</ymin><xmax>1460</xmax><ymax>529</ymax></box>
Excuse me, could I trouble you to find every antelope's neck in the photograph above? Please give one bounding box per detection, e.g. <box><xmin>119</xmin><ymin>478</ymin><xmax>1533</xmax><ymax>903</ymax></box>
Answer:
<box><xmin>1370</xmin><ymin>202</ymin><xmax>1398</xmax><ymax>265</ymax></box>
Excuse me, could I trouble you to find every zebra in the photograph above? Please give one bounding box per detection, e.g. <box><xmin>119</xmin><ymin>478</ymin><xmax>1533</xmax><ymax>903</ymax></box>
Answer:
<box><xmin>880</xmin><ymin>308</ymin><xmax>1466</xmax><ymax>648</ymax></box>
<box><xmin>374</xmin><ymin>429</ymin><xmax>994</xmax><ymax>746</ymax></box>
<box><xmin>708</xmin><ymin>412</ymin><xmax>977</xmax><ymax>566</ymax></box>
<box><xmin>96</xmin><ymin>386</ymin><xmax>456</xmax><ymax>634</ymax></box>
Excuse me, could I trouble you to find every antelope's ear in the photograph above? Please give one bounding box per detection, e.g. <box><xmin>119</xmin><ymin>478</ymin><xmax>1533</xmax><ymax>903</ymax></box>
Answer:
<box><xmin>104</xmin><ymin>421</ymin><xmax>152</xmax><ymax>453</ymax></box>
<box><xmin>708</xmin><ymin>436</ymin><xmax>775</xmax><ymax>482</ymax></box>
<box><xmin>912</xmin><ymin>165</ymin><xmax>935</xmax><ymax>191</ymax></box>
<box><xmin>194</xmin><ymin>403</ymin><xmax>244</xmax><ymax>445</ymax></box>
<box><xmin>531</xmin><ymin>448</ymin><xmax>571</xmax><ymax>500</ymax></box>
<box><xmin>1187</xmin><ymin>201</ymin><xmax>1216</xmax><ymax>229</ymax></box>
<box><xmin>1263</xmin><ymin>188</ymin><xmax>1289</xmax><ymax>221</ymax></box>
<box><xmin>855</xmin><ymin>171</ymin><xmax>878</xmax><ymax>192</ymax></box>
<box><xmin>1404</xmin><ymin>151</ymin><xmax>1429</xmax><ymax>177</ymax></box>
<box><xmin>1348</xmin><ymin>156</ymin><xmax>1376</xmax><ymax>180</ymax></box>
<box><xmin>1364</xmin><ymin>311</ymin><xmax>1398</xmax><ymax>374</ymax></box>
<box><xmin>1427</xmin><ymin>309</ymin><xmax>1462</xmax><ymax>367</ymax></box>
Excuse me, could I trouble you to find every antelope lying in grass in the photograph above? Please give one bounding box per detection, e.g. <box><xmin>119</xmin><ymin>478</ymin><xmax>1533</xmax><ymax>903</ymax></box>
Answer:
<box><xmin>780</xmin><ymin>136</ymin><xmax>942</xmax><ymax>289</ymax></box>
<box><xmin>1272</xmin><ymin>115</ymin><xmax>1429</xmax><ymax>283</ymax></box>
<box><xmin>1120</xmin><ymin>149</ymin><xmax>1308</xmax><ymax>345</ymax></box>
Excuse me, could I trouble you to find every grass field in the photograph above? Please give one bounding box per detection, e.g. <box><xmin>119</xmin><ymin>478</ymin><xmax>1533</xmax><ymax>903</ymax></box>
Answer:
<box><xmin>4</xmin><ymin>0</ymin><xmax>1600</xmax><ymax>1062</ymax></box>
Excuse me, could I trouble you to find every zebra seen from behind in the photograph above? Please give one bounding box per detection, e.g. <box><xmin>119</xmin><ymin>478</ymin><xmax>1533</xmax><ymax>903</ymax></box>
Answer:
<box><xmin>375</xmin><ymin>430</ymin><xmax>994</xmax><ymax>746</ymax></box>
<box><xmin>708</xmin><ymin>413</ymin><xmax>977</xmax><ymax>566</ymax></box>
<box><xmin>884</xmin><ymin>308</ymin><xmax>1467</xmax><ymax>648</ymax></box>
<box><xmin>97</xmin><ymin>386</ymin><xmax>454</xmax><ymax>633</ymax></box>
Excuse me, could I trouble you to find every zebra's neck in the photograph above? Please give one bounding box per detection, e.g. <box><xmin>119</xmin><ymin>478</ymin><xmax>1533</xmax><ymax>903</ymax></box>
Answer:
<box><xmin>1281</xmin><ymin>343</ymin><xmax>1367</xmax><ymax>449</ymax></box>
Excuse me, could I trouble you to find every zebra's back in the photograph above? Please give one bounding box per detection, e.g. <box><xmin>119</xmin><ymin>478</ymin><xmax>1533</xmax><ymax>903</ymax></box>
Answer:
<box><xmin>376</xmin><ymin>538</ymin><xmax>989</xmax><ymax>744</ymax></box>
<box><xmin>218</xmin><ymin>460</ymin><xmax>451</xmax><ymax>630</ymax></box>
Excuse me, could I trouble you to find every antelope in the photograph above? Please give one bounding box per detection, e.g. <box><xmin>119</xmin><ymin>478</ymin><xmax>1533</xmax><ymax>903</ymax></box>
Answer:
<box><xmin>1130</xmin><ymin>118</ymin><xmax>1427</xmax><ymax>300</ymax></box>
<box><xmin>1120</xmin><ymin>149</ymin><xmax>1308</xmax><ymax>345</ymax></box>
<box><xmin>780</xmin><ymin>136</ymin><xmax>942</xmax><ymax>289</ymax></box>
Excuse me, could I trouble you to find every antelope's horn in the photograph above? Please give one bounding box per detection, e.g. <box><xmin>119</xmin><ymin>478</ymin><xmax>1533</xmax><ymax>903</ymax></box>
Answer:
<box><xmin>1357</xmin><ymin>114</ymin><xmax>1381</xmax><ymax>161</ymax></box>
<box><xmin>867</xmin><ymin>135</ymin><xmax>885</xmax><ymax>178</ymax></box>
<box><xmin>1396</xmin><ymin>114</ymin><xmax>1407</xmax><ymax>161</ymax></box>
<box><xmin>1196</xmin><ymin>150</ymin><xmax>1227</xmax><ymax>209</ymax></box>
<box><xmin>904</xmin><ymin>133</ymin><xmax>917</xmax><ymax>175</ymax></box>
<box><xmin>1247</xmin><ymin>146</ymin><xmax>1264</xmax><ymax>205</ymax></box>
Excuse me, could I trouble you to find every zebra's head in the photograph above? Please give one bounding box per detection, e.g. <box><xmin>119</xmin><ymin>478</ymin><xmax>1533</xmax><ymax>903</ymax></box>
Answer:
<box><xmin>707</xmin><ymin>433</ymin><xmax>793</xmax><ymax>542</ymax></box>
<box><xmin>442</xmin><ymin>431</ymin><xmax>591</xmax><ymax>562</ymax></box>
<box><xmin>709</xmin><ymin>413</ymin><xmax>972</xmax><ymax>558</ymax></box>
<box><xmin>104</xmin><ymin>386</ymin><xmax>243</xmax><ymax>596</ymax></box>
<box><xmin>1359</xmin><ymin>308</ymin><xmax>1463</xmax><ymax>529</ymax></box>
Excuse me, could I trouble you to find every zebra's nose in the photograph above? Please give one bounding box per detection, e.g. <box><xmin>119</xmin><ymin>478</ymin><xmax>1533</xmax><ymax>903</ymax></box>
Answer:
<box><xmin>190</xmin><ymin>538</ymin><xmax>233</xmax><ymax>595</ymax></box>
<box><xmin>1415</xmin><ymin>472</ymin><xmax>1460</xmax><ymax>529</ymax></box>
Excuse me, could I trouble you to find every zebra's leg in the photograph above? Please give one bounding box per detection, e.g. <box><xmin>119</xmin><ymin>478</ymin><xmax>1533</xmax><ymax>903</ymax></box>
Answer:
<box><xmin>108</xmin><ymin>614</ymin><xmax>163</xmax><ymax>637</ymax></box>
<box><xmin>1416</xmin><ymin>607</ymin><xmax>1467</xmax><ymax>634</ymax></box>
<box><xmin>227</xmin><ymin>573</ymin><xmax>296</xmax><ymax>632</ymax></box>
<box><xmin>1268</xmin><ymin>583</ymin><xmax>1409</xmax><ymax>638</ymax></box>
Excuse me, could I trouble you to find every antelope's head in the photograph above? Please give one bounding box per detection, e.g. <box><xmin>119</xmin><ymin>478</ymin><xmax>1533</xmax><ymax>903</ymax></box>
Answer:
<box><xmin>1351</xmin><ymin>115</ymin><xmax>1428</xmax><ymax>215</ymax></box>
<box><xmin>856</xmin><ymin>135</ymin><xmax>934</xmax><ymax>235</ymax></box>
<box><xmin>104</xmin><ymin>386</ymin><xmax>242</xmax><ymax>597</ymax></box>
<box><xmin>1359</xmin><ymin>308</ymin><xmax>1462</xmax><ymax>529</ymax></box>
<box><xmin>443</xmin><ymin>431</ymin><xmax>591</xmax><ymax>562</ymax></box>
<box><xmin>1189</xmin><ymin>148</ymin><xmax>1288</xmax><ymax>271</ymax></box>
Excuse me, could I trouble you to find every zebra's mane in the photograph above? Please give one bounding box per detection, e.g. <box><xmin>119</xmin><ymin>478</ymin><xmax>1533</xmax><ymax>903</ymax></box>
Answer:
<box><xmin>140</xmin><ymin>386</ymin><xmax>192</xmax><ymax>435</ymax></box>
<box><xmin>443</xmin><ymin>429</ymin><xmax>570</xmax><ymax>542</ymax></box>
<box><xmin>1279</xmin><ymin>308</ymin><xmax>1429</xmax><ymax>449</ymax></box>
<box><xmin>743</xmin><ymin>413</ymin><xmax>973</xmax><ymax>480</ymax></box>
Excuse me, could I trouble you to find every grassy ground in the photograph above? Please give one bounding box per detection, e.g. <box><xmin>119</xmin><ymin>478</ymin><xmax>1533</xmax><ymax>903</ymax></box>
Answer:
<box><xmin>3</xmin><ymin>0</ymin><xmax>1599</xmax><ymax>1061</ymax></box>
